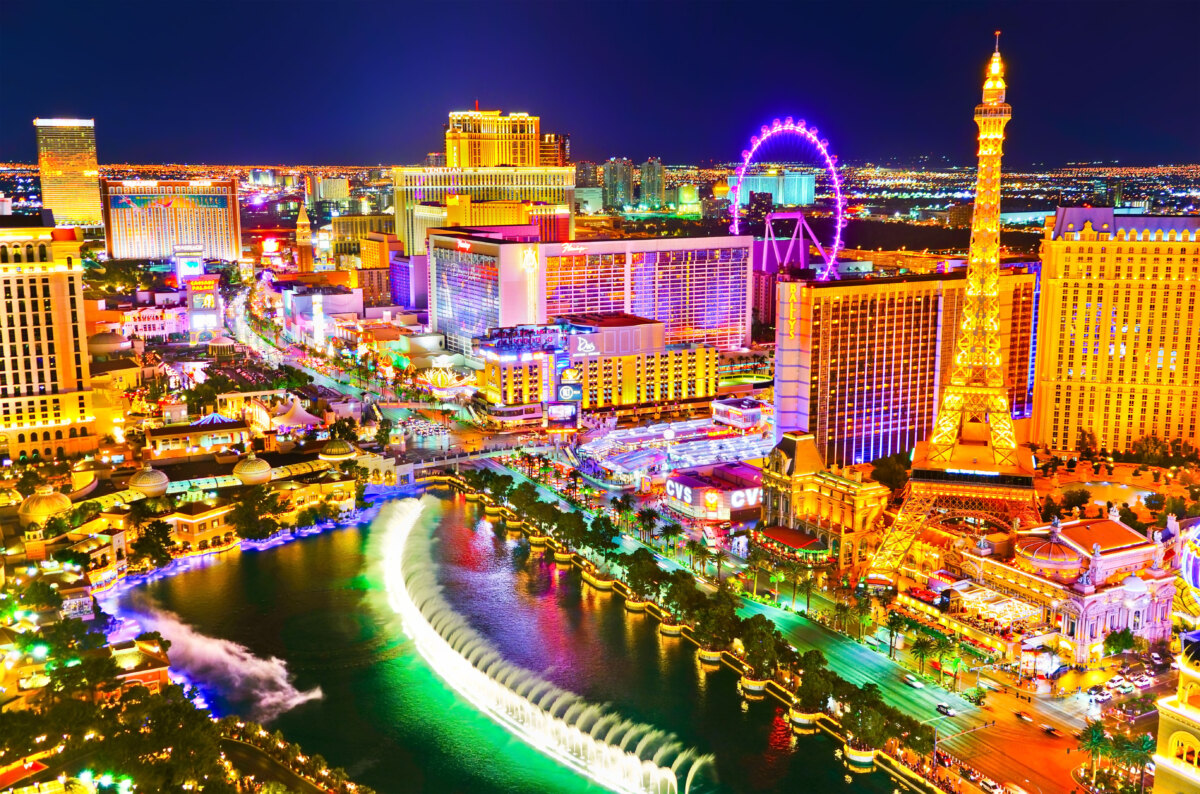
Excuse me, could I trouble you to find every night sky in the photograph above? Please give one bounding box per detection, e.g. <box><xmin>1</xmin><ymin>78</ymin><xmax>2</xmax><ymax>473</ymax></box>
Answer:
<box><xmin>3</xmin><ymin>0</ymin><xmax>1197</xmax><ymax>167</ymax></box>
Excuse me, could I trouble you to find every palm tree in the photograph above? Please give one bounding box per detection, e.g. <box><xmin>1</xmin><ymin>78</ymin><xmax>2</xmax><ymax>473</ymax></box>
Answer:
<box><xmin>1123</xmin><ymin>732</ymin><xmax>1155</xmax><ymax>793</ymax></box>
<box><xmin>611</xmin><ymin>494</ymin><xmax>635</xmax><ymax>533</ymax></box>
<box><xmin>684</xmin><ymin>539</ymin><xmax>704</xmax><ymax>571</ymax></box>
<box><xmin>635</xmin><ymin>507</ymin><xmax>659</xmax><ymax>544</ymax></box>
<box><xmin>796</xmin><ymin>573</ymin><xmax>818</xmax><ymax>613</ymax></box>
<box><xmin>781</xmin><ymin>561</ymin><xmax>805</xmax><ymax>610</ymax></box>
<box><xmin>852</xmin><ymin>596</ymin><xmax>874</xmax><ymax>639</ymax></box>
<box><xmin>885</xmin><ymin>611</ymin><xmax>907</xmax><ymax>659</ymax></box>
<box><xmin>746</xmin><ymin>546</ymin><xmax>773</xmax><ymax>596</ymax></box>
<box><xmin>712</xmin><ymin>546</ymin><xmax>729</xmax><ymax>583</ymax></box>
<box><xmin>833</xmin><ymin>602</ymin><xmax>851</xmax><ymax>633</ymax></box>
<box><xmin>933</xmin><ymin>636</ymin><xmax>955</xmax><ymax>685</ymax></box>
<box><xmin>660</xmin><ymin>521</ymin><xmax>683</xmax><ymax>557</ymax></box>
<box><xmin>910</xmin><ymin>635</ymin><xmax>935</xmax><ymax>676</ymax></box>
<box><xmin>694</xmin><ymin>545</ymin><xmax>714</xmax><ymax>578</ymax></box>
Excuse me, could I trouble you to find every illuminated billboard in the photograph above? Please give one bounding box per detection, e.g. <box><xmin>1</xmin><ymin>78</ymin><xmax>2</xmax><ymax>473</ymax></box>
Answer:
<box><xmin>544</xmin><ymin>401</ymin><xmax>578</xmax><ymax>432</ymax></box>
<box><xmin>110</xmin><ymin>194</ymin><xmax>229</xmax><ymax>211</ymax></box>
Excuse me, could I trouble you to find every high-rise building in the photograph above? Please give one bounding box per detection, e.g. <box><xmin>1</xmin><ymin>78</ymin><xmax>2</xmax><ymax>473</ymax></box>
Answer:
<box><xmin>640</xmin><ymin>158</ymin><xmax>664</xmax><ymax>209</ymax></box>
<box><xmin>602</xmin><ymin>158</ymin><xmax>633</xmax><ymax>209</ymax></box>
<box><xmin>392</xmin><ymin>166</ymin><xmax>574</xmax><ymax>255</ymax></box>
<box><xmin>426</xmin><ymin>225</ymin><xmax>544</xmax><ymax>354</ymax></box>
<box><xmin>102</xmin><ymin>179</ymin><xmax>241</xmax><ymax>262</ymax></box>
<box><xmin>445</xmin><ymin>110</ymin><xmax>540</xmax><ymax>167</ymax></box>
<box><xmin>544</xmin><ymin>236</ymin><xmax>753</xmax><ymax>350</ymax></box>
<box><xmin>575</xmin><ymin>161</ymin><xmax>599</xmax><ymax>188</ymax></box>
<box><xmin>867</xmin><ymin>38</ymin><xmax>1040</xmax><ymax>585</ymax></box>
<box><xmin>427</xmin><ymin>228</ymin><xmax>754</xmax><ymax>354</ymax></box>
<box><xmin>539</xmin><ymin>133</ymin><xmax>570</xmax><ymax>167</ymax></box>
<box><xmin>774</xmin><ymin>266</ymin><xmax>1038</xmax><ymax>465</ymax></box>
<box><xmin>330</xmin><ymin>213</ymin><xmax>394</xmax><ymax>255</ymax></box>
<box><xmin>318</xmin><ymin>177</ymin><xmax>350</xmax><ymax>201</ymax></box>
<box><xmin>1031</xmin><ymin>208</ymin><xmax>1199</xmax><ymax>454</ymax></box>
<box><xmin>424</xmin><ymin>152</ymin><xmax>447</xmax><ymax>168</ymax></box>
<box><xmin>733</xmin><ymin>170</ymin><xmax>815</xmax><ymax>207</ymax></box>
<box><xmin>0</xmin><ymin>213</ymin><xmax>96</xmax><ymax>461</ymax></box>
<box><xmin>33</xmin><ymin>118</ymin><xmax>103</xmax><ymax>227</ymax></box>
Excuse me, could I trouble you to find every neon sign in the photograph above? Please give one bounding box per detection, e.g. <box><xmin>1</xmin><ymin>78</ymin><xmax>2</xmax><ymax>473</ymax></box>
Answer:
<box><xmin>729</xmin><ymin>488</ymin><xmax>763</xmax><ymax>509</ymax></box>
<box><xmin>703</xmin><ymin>490</ymin><xmax>721</xmax><ymax>511</ymax></box>
<box><xmin>455</xmin><ymin>239</ymin><xmax>472</xmax><ymax>252</ymax></box>
<box><xmin>561</xmin><ymin>243</ymin><xmax>587</xmax><ymax>254</ymax></box>
<box><xmin>665</xmin><ymin>480</ymin><xmax>692</xmax><ymax>504</ymax></box>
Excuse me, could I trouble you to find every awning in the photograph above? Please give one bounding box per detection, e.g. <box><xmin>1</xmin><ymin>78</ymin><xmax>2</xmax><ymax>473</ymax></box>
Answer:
<box><xmin>758</xmin><ymin>526</ymin><xmax>828</xmax><ymax>553</ymax></box>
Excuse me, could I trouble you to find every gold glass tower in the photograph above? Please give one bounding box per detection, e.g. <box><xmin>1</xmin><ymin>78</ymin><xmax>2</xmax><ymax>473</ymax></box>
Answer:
<box><xmin>866</xmin><ymin>36</ymin><xmax>1039</xmax><ymax>585</ymax></box>
<box><xmin>33</xmin><ymin>118</ymin><xmax>103</xmax><ymax>227</ymax></box>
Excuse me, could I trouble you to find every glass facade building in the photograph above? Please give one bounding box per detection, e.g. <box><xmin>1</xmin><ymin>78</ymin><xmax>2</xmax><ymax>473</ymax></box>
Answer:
<box><xmin>33</xmin><ymin>118</ymin><xmax>103</xmax><ymax>227</ymax></box>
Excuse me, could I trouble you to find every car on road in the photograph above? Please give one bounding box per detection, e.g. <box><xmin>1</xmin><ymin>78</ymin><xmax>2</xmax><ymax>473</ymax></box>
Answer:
<box><xmin>1117</xmin><ymin>681</ymin><xmax>1137</xmax><ymax>695</ymax></box>
<box><xmin>1105</xmin><ymin>675</ymin><xmax>1125</xmax><ymax>689</ymax></box>
<box><xmin>1093</xmin><ymin>690</ymin><xmax>1113</xmax><ymax>703</ymax></box>
<box><xmin>1150</xmin><ymin>651</ymin><xmax>1163</xmax><ymax>665</ymax></box>
<box><xmin>980</xmin><ymin>779</ymin><xmax>1003</xmax><ymax>794</ymax></box>
<box><xmin>936</xmin><ymin>703</ymin><xmax>958</xmax><ymax>717</ymax></box>
<box><xmin>904</xmin><ymin>674</ymin><xmax>925</xmax><ymax>689</ymax></box>
<box><xmin>1133</xmin><ymin>674</ymin><xmax>1154</xmax><ymax>688</ymax></box>
<box><xmin>1087</xmin><ymin>684</ymin><xmax>1105</xmax><ymax>696</ymax></box>
<box><xmin>1014</xmin><ymin>710</ymin><xmax>1033</xmax><ymax>722</ymax></box>
<box><xmin>1041</xmin><ymin>724</ymin><xmax>1063</xmax><ymax>737</ymax></box>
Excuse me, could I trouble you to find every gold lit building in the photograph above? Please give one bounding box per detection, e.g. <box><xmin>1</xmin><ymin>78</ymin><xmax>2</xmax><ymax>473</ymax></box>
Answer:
<box><xmin>774</xmin><ymin>266</ymin><xmax>1037</xmax><ymax>466</ymax></box>
<box><xmin>1032</xmin><ymin>208</ymin><xmax>1199</xmax><ymax>454</ymax></box>
<box><xmin>393</xmin><ymin>166</ymin><xmax>575</xmax><ymax>255</ymax></box>
<box><xmin>445</xmin><ymin>110</ymin><xmax>540</xmax><ymax>167</ymax></box>
<box><xmin>478</xmin><ymin>314</ymin><xmax>718</xmax><ymax>419</ymax></box>
<box><xmin>1154</xmin><ymin>629</ymin><xmax>1200</xmax><ymax>793</ymax></box>
<box><xmin>761</xmin><ymin>432</ymin><xmax>891</xmax><ymax>573</ymax></box>
<box><xmin>33</xmin><ymin>118</ymin><xmax>103</xmax><ymax>227</ymax></box>
<box><xmin>0</xmin><ymin>215</ymin><xmax>96</xmax><ymax>461</ymax></box>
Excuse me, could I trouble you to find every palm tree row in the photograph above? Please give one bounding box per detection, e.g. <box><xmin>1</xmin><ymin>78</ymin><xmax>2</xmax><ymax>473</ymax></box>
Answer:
<box><xmin>1077</xmin><ymin>719</ymin><xmax>1155</xmax><ymax>793</ymax></box>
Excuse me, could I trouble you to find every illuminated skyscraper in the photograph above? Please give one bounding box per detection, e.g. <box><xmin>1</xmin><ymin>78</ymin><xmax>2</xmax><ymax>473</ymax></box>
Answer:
<box><xmin>0</xmin><ymin>214</ymin><xmax>96</xmax><ymax>461</ymax></box>
<box><xmin>539</xmin><ymin>133</ymin><xmax>570</xmax><ymax>167</ymax></box>
<box><xmin>867</xmin><ymin>37</ymin><xmax>1040</xmax><ymax>585</ymax></box>
<box><xmin>774</xmin><ymin>266</ymin><xmax>1037</xmax><ymax>466</ymax></box>
<box><xmin>445</xmin><ymin>110</ymin><xmax>540</xmax><ymax>167</ymax></box>
<box><xmin>640</xmin><ymin>158</ymin><xmax>664</xmax><ymax>209</ymax></box>
<box><xmin>602</xmin><ymin>158</ymin><xmax>633</xmax><ymax>209</ymax></box>
<box><xmin>33</xmin><ymin>118</ymin><xmax>103</xmax><ymax>227</ymax></box>
<box><xmin>392</xmin><ymin>167</ymin><xmax>574</xmax><ymax>255</ymax></box>
<box><xmin>575</xmin><ymin>161</ymin><xmax>599</xmax><ymax>188</ymax></box>
<box><xmin>1032</xmin><ymin>208</ymin><xmax>1199</xmax><ymax>454</ymax></box>
<box><xmin>102</xmin><ymin>179</ymin><xmax>241</xmax><ymax>262</ymax></box>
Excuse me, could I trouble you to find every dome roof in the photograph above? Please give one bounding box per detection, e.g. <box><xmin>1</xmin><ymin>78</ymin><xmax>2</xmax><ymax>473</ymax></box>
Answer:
<box><xmin>232</xmin><ymin>452</ymin><xmax>272</xmax><ymax>485</ymax></box>
<box><xmin>87</xmin><ymin>331</ymin><xmax>131</xmax><ymax>356</ymax></box>
<box><xmin>1122</xmin><ymin>575</ymin><xmax>1149</xmax><ymax>595</ymax></box>
<box><xmin>18</xmin><ymin>485</ymin><xmax>73</xmax><ymax>528</ymax></box>
<box><xmin>1015</xmin><ymin>535</ymin><xmax>1083</xmax><ymax>566</ymax></box>
<box><xmin>319</xmin><ymin>439</ymin><xmax>358</xmax><ymax>461</ymax></box>
<box><xmin>128</xmin><ymin>464</ymin><xmax>170</xmax><ymax>497</ymax></box>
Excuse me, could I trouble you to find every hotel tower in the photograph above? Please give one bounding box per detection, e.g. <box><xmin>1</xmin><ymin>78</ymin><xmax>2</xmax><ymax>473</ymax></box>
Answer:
<box><xmin>33</xmin><ymin>118</ymin><xmax>103</xmax><ymax>227</ymax></box>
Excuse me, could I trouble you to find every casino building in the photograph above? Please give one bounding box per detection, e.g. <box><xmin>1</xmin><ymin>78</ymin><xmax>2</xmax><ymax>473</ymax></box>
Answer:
<box><xmin>427</xmin><ymin>226</ymin><xmax>753</xmax><ymax>355</ymax></box>
<box><xmin>1032</xmin><ymin>208</ymin><xmax>1200</xmax><ymax>455</ymax></box>
<box><xmin>476</xmin><ymin>312</ymin><xmax>718</xmax><ymax>428</ymax></box>
<box><xmin>102</xmin><ymin>179</ymin><xmax>241</xmax><ymax>262</ymax></box>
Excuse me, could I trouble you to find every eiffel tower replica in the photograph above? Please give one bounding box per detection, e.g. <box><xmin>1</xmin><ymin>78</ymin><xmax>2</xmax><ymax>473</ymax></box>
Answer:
<box><xmin>865</xmin><ymin>34</ymin><xmax>1040</xmax><ymax>587</ymax></box>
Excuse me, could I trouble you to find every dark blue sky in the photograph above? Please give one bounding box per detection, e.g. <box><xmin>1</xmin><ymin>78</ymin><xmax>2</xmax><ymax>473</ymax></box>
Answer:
<box><xmin>3</xmin><ymin>0</ymin><xmax>1197</xmax><ymax>167</ymax></box>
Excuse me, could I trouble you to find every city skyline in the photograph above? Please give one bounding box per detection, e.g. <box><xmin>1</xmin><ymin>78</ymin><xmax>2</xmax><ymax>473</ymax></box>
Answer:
<box><xmin>3</xmin><ymin>1</ymin><xmax>1198</xmax><ymax>168</ymax></box>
